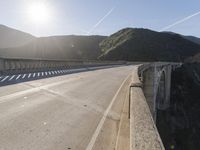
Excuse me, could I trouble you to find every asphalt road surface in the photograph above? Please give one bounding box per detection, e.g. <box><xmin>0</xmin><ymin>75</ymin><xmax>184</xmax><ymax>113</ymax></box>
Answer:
<box><xmin>0</xmin><ymin>65</ymin><xmax>136</xmax><ymax>150</ymax></box>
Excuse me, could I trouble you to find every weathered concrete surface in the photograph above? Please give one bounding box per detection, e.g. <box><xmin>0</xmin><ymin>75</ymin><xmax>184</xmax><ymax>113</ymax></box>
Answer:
<box><xmin>0</xmin><ymin>65</ymin><xmax>134</xmax><ymax>150</ymax></box>
<box><xmin>130</xmin><ymin>66</ymin><xmax>165</xmax><ymax>150</ymax></box>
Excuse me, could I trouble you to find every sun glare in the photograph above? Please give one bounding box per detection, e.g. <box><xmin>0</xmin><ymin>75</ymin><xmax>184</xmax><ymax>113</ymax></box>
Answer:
<box><xmin>27</xmin><ymin>2</ymin><xmax>51</xmax><ymax>24</ymax></box>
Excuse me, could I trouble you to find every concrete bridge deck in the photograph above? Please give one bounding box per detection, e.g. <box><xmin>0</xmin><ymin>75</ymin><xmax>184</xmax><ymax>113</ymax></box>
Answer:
<box><xmin>0</xmin><ymin>62</ymin><xmax>181</xmax><ymax>150</ymax></box>
<box><xmin>0</xmin><ymin>65</ymin><xmax>135</xmax><ymax>150</ymax></box>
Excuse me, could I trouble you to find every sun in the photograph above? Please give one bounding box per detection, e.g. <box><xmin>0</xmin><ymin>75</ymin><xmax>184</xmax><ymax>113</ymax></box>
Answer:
<box><xmin>27</xmin><ymin>2</ymin><xmax>51</xmax><ymax>24</ymax></box>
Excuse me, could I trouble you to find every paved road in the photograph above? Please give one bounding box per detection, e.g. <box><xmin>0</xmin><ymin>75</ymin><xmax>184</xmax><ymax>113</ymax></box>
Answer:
<box><xmin>0</xmin><ymin>65</ymin><xmax>135</xmax><ymax>150</ymax></box>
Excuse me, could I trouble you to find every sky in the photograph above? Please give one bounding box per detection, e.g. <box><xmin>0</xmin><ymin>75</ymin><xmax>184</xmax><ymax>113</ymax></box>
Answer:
<box><xmin>0</xmin><ymin>0</ymin><xmax>200</xmax><ymax>37</ymax></box>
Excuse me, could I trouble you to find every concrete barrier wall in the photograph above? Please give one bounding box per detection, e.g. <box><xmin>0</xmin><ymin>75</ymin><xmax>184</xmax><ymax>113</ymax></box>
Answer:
<box><xmin>130</xmin><ymin>65</ymin><xmax>165</xmax><ymax>150</ymax></box>
<box><xmin>0</xmin><ymin>57</ymin><xmax>125</xmax><ymax>75</ymax></box>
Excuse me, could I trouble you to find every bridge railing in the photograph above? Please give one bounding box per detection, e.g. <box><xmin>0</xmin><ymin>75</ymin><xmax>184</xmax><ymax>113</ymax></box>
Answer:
<box><xmin>138</xmin><ymin>62</ymin><xmax>182</xmax><ymax>74</ymax></box>
<box><xmin>0</xmin><ymin>57</ymin><xmax>126</xmax><ymax>75</ymax></box>
<box><xmin>130</xmin><ymin>63</ymin><xmax>181</xmax><ymax>150</ymax></box>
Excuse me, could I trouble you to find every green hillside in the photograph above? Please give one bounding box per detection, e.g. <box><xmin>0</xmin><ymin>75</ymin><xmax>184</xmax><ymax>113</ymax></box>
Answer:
<box><xmin>99</xmin><ymin>28</ymin><xmax>200</xmax><ymax>62</ymax></box>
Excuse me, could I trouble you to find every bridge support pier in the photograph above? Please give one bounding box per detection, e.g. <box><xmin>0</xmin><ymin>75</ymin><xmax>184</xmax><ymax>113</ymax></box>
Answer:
<box><xmin>142</xmin><ymin>64</ymin><xmax>172</xmax><ymax>122</ymax></box>
<box><xmin>142</xmin><ymin>67</ymin><xmax>156</xmax><ymax>119</ymax></box>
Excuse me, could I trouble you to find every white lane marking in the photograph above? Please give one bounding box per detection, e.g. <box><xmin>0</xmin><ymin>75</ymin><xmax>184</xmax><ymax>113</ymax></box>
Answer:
<box><xmin>55</xmin><ymin>71</ymin><xmax>58</xmax><ymax>74</ymax></box>
<box><xmin>58</xmin><ymin>71</ymin><xmax>60</xmax><ymax>73</ymax></box>
<box><xmin>85</xmin><ymin>74</ymin><xmax>131</xmax><ymax>150</ymax></box>
<box><xmin>45</xmin><ymin>72</ymin><xmax>48</xmax><ymax>76</ymax></box>
<box><xmin>42</xmin><ymin>72</ymin><xmax>44</xmax><ymax>76</ymax></box>
<box><xmin>1</xmin><ymin>76</ymin><xmax>9</xmax><ymax>82</ymax></box>
<box><xmin>9</xmin><ymin>75</ymin><xmax>16</xmax><ymax>81</ymax></box>
<box><xmin>38</xmin><ymin>72</ymin><xmax>40</xmax><ymax>77</ymax></box>
<box><xmin>33</xmin><ymin>73</ymin><xmax>36</xmax><ymax>78</ymax></box>
<box><xmin>52</xmin><ymin>71</ymin><xmax>55</xmax><ymax>75</ymax></box>
<box><xmin>16</xmin><ymin>74</ymin><xmax>21</xmax><ymax>80</ymax></box>
<box><xmin>28</xmin><ymin>73</ymin><xmax>31</xmax><ymax>78</ymax></box>
<box><xmin>48</xmin><ymin>72</ymin><xmax>51</xmax><ymax>75</ymax></box>
<box><xmin>0</xmin><ymin>76</ymin><xmax>3</xmax><ymax>80</ymax></box>
<box><xmin>22</xmin><ymin>74</ymin><xmax>26</xmax><ymax>79</ymax></box>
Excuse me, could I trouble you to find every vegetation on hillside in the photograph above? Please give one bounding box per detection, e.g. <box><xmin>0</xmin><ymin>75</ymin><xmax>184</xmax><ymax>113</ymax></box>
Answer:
<box><xmin>1</xmin><ymin>25</ymin><xmax>200</xmax><ymax>62</ymax></box>
<box><xmin>99</xmin><ymin>28</ymin><xmax>200</xmax><ymax>62</ymax></box>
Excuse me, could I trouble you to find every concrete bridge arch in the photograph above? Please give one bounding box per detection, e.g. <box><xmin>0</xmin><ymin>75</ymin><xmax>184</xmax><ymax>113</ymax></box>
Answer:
<box><xmin>139</xmin><ymin>63</ymin><xmax>175</xmax><ymax>121</ymax></box>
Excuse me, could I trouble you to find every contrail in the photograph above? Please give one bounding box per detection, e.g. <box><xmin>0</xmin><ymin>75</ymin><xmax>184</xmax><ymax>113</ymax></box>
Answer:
<box><xmin>160</xmin><ymin>10</ymin><xmax>200</xmax><ymax>32</ymax></box>
<box><xmin>87</xmin><ymin>7</ymin><xmax>115</xmax><ymax>34</ymax></box>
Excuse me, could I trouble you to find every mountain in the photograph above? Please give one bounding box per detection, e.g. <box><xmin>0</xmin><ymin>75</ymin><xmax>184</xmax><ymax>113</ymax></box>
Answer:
<box><xmin>0</xmin><ymin>35</ymin><xmax>106</xmax><ymax>60</ymax></box>
<box><xmin>99</xmin><ymin>28</ymin><xmax>200</xmax><ymax>62</ymax></box>
<box><xmin>163</xmin><ymin>31</ymin><xmax>200</xmax><ymax>46</ymax></box>
<box><xmin>0</xmin><ymin>25</ymin><xmax>35</xmax><ymax>48</ymax></box>
<box><xmin>1</xmin><ymin>25</ymin><xmax>200</xmax><ymax>61</ymax></box>
<box><xmin>183</xmin><ymin>36</ymin><xmax>200</xmax><ymax>45</ymax></box>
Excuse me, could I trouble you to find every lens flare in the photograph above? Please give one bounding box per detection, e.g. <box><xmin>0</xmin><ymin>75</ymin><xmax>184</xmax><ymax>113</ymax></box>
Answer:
<box><xmin>27</xmin><ymin>1</ymin><xmax>51</xmax><ymax>24</ymax></box>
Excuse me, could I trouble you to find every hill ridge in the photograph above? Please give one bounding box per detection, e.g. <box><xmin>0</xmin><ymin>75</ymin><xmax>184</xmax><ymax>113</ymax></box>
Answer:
<box><xmin>99</xmin><ymin>28</ymin><xmax>200</xmax><ymax>62</ymax></box>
